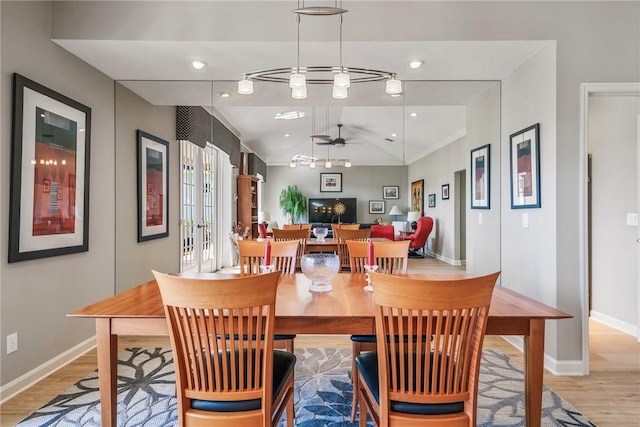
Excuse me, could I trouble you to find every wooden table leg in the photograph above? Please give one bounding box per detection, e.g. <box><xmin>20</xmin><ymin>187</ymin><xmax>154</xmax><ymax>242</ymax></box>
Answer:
<box><xmin>97</xmin><ymin>318</ymin><xmax>118</xmax><ymax>426</ymax></box>
<box><xmin>524</xmin><ymin>319</ymin><xmax>545</xmax><ymax>427</ymax></box>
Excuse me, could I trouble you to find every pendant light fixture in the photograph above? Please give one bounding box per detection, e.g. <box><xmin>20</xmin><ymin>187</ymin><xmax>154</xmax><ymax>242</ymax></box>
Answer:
<box><xmin>237</xmin><ymin>1</ymin><xmax>401</xmax><ymax>100</ymax></box>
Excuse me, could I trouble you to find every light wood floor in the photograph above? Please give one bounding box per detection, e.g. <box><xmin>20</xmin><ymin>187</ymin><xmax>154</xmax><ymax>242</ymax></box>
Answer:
<box><xmin>1</xmin><ymin>258</ymin><xmax>638</xmax><ymax>426</ymax></box>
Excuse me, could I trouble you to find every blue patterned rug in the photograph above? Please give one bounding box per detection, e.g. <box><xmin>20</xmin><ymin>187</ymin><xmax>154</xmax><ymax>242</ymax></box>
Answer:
<box><xmin>16</xmin><ymin>347</ymin><xmax>595</xmax><ymax>426</ymax></box>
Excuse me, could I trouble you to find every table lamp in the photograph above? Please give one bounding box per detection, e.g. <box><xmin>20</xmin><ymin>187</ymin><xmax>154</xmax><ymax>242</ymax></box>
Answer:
<box><xmin>258</xmin><ymin>210</ymin><xmax>270</xmax><ymax>224</ymax></box>
<box><xmin>388</xmin><ymin>205</ymin><xmax>402</xmax><ymax>222</ymax></box>
<box><xmin>406</xmin><ymin>211</ymin><xmax>421</xmax><ymax>231</ymax></box>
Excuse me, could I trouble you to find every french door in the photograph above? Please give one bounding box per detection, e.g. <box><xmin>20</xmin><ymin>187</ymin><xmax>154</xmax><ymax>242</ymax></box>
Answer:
<box><xmin>180</xmin><ymin>141</ymin><xmax>217</xmax><ymax>273</ymax></box>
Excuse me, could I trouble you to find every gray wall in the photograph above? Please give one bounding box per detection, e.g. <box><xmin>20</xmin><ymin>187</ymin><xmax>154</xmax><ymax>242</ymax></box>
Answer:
<box><xmin>114</xmin><ymin>83</ymin><xmax>180</xmax><ymax>293</ymax></box>
<box><xmin>1</xmin><ymin>1</ymin><xmax>115</xmax><ymax>384</ymax></box>
<box><xmin>264</xmin><ymin>166</ymin><xmax>407</xmax><ymax>228</ymax></box>
<box><xmin>589</xmin><ymin>96</ymin><xmax>639</xmax><ymax>329</ymax></box>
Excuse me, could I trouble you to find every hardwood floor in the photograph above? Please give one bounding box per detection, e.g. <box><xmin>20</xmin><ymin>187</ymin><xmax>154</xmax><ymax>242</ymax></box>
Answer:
<box><xmin>1</xmin><ymin>258</ymin><xmax>638</xmax><ymax>426</ymax></box>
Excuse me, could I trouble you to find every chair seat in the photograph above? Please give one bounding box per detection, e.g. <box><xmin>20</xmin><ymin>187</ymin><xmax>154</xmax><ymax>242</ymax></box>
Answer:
<box><xmin>191</xmin><ymin>350</ymin><xmax>296</xmax><ymax>412</ymax></box>
<box><xmin>355</xmin><ymin>352</ymin><xmax>464</xmax><ymax>416</ymax></box>
<box><xmin>350</xmin><ymin>334</ymin><xmax>377</xmax><ymax>343</ymax></box>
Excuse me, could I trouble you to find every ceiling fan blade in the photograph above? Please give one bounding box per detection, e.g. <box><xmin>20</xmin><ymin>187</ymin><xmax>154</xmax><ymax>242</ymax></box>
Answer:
<box><xmin>315</xmin><ymin>141</ymin><xmax>335</xmax><ymax>145</ymax></box>
<box><xmin>311</xmin><ymin>134</ymin><xmax>331</xmax><ymax>140</ymax></box>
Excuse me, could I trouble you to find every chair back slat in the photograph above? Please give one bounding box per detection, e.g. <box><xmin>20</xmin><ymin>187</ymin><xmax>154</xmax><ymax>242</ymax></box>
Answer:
<box><xmin>283</xmin><ymin>223</ymin><xmax>312</xmax><ymax>231</ymax></box>
<box><xmin>333</xmin><ymin>228</ymin><xmax>371</xmax><ymax>270</ymax></box>
<box><xmin>272</xmin><ymin>229</ymin><xmax>309</xmax><ymax>268</ymax></box>
<box><xmin>153</xmin><ymin>271</ymin><xmax>281</xmax><ymax>405</ymax></box>
<box><xmin>238</xmin><ymin>240</ymin><xmax>299</xmax><ymax>275</ymax></box>
<box><xmin>369</xmin><ymin>272</ymin><xmax>499</xmax><ymax>409</ymax></box>
<box><xmin>331</xmin><ymin>223</ymin><xmax>360</xmax><ymax>235</ymax></box>
<box><xmin>346</xmin><ymin>240</ymin><xmax>409</xmax><ymax>274</ymax></box>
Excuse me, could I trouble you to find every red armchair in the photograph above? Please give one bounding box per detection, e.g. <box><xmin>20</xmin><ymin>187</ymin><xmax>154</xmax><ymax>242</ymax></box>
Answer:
<box><xmin>399</xmin><ymin>216</ymin><xmax>433</xmax><ymax>258</ymax></box>
<box><xmin>370</xmin><ymin>225</ymin><xmax>395</xmax><ymax>241</ymax></box>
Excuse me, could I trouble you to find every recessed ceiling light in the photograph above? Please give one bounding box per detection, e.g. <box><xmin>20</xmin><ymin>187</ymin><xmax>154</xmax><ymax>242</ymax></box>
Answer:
<box><xmin>410</xmin><ymin>112</ymin><xmax>419</xmax><ymax>118</ymax></box>
<box><xmin>274</xmin><ymin>111</ymin><xmax>306</xmax><ymax>120</ymax></box>
<box><xmin>284</xmin><ymin>133</ymin><xmax>291</xmax><ymax>138</ymax></box>
<box><xmin>390</xmin><ymin>93</ymin><xmax>402</xmax><ymax>98</ymax></box>
<box><xmin>217</xmin><ymin>91</ymin><xmax>230</xmax><ymax>98</ymax></box>
<box><xmin>409</xmin><ymin>60</ymin><xmax>424</xmax><ymax>69</ymax></box>
<box><xmin>192</xmin><ymin>60</ymin><xmax>207</xmax><ymax>70</ymax></box>
<box><xmin>391</xmin><ymin>133</ymin><xmax>397</xmax><ymax>138</ymax></box>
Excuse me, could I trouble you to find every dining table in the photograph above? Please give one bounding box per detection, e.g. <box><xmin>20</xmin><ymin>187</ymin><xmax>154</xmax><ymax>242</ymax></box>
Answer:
<box><xmin>69</xmin><ymin>272</ymin><xmax>571</xmax><ymax>427</ymax></box>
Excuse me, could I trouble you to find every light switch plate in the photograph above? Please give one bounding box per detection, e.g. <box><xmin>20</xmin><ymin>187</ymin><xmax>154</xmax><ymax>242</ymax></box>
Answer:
<box><xmin>522</xmin><ymin>213</ymin><xmax>529</xmax><ymax>228</ymax></box>
<box><xmin>478</xmin><ymin>212</ymin><xmax>483</xmax><ymax>225</ymax></box>
<box><xmin>627</xmin><ymin>213</ymin><xmax>638</xmax><ymax>226</ymax></box>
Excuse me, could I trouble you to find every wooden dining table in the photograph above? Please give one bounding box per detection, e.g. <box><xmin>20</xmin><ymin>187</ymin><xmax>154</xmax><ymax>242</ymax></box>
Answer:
<box><xmin>69</xmin><ymin>273</ymin><xmax>571</xmax><ymax>427</ymax></box>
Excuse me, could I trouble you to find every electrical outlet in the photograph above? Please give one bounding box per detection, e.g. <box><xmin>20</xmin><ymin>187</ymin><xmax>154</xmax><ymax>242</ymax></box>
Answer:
<box><xmin>478</xmin><ymin>212</ymin><xmax>483</xmax><ymax>225</ymax></box>
<box><xmin>522</xmin><ymin>213</ymin><xmax>529</xmax><ymax>228</ymax></box>
<box><xmin>627</xmin><ymin>213</ymin><xmax>638</xmax><ymax>226</ymax></box>
<box><xmin>7</xmin><ymin>333</ymin><xmax>18</xmax><ymax>354</ymax></box>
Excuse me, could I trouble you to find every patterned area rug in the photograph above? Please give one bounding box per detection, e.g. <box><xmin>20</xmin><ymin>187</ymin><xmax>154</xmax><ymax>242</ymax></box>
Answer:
<box><xmin>16</xmin><ymin>347</ymin><xmax>595</xmax><ymax>426</ymax></box>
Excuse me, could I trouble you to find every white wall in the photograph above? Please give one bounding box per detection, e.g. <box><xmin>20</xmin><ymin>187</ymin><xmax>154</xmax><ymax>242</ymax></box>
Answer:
<box><xmin>1</xmin><ymin>1</ymin><xmax>115</xmax><ymax>385</ymax></box>
<box><xmin>589</xmin><ymin>96</ymin><xmax>639</xmax><ymax>330</ymax></box>
<box><xmin>501</xmin><ymin>44</ymin><xmax>559</xmax><ymax>355</ymax></box>
<box><xmin>114</xmin><ymin>83</ymin><xmax>180</xmax><ymax>293</ymax></box>
<box><xmin>264</xmin><ymin>166</ymin><xmax>407</xmax><ymax>228</ymax></box>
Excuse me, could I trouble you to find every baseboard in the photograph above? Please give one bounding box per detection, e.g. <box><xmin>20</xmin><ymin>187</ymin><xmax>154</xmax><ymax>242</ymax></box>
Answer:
<box><xmin>500</xmin><ymin>336</ymin><xmax>586</xmax><ymax>376</ymax></box>
<box><xmin>590</xmin><ymin>311</ymin><xmax>639</xmax><ymax>338</ymax></box>
<box><xmin>0</xmin><ymin>336</ymin><xmax>96</xmax><ymax>404</ymax></box>
<box><xmin>424</xmin><ymin>251</ymin><xmax>463</xmax><ymax>266</ymax></box>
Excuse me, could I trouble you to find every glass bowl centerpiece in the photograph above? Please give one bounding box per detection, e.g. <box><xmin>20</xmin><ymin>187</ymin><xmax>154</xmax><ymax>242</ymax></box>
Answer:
<box><xmin>301</xmin><ymin>253</ymin><xmax>339</xmax><ymax>292</ymax></box>
<box><xmin>312</xmin><ymin>227</ymin><xmax>328</xmax><ymax>242</ymax></box>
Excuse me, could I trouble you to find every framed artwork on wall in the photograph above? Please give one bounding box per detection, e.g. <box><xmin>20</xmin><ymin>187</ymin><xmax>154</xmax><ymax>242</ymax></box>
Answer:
<box><xmin>8</xmin><ymin>73</ymin><xmax>91</xmax><ymax>263</ymax></box>
<box><xmin>137</xmin><ymin>130</ymin><xmax>169</xmax><ymax>242</ymax></box>
<box><xmin>411</xmin><ymin>179</ymin><xmax>424</xmax><ymax>216</ymax></box>
<box><xmin>441</xmin><ymin>184</ymin><xmax>450</xmax><ymax>200</ymax></box>
<box><xmin>470</xmin><ymin>144</ymin><xmax>490</xmax><ymax>209</ymax></box>
<box><xmin>428</xmin><ymin>194</ymin><xmax>436</xmax><ymax>208</ymax></box>
<box><xmin>320</xmin><ymin>173</ymin><xmax>342</xmax><ymax>192</ymax></box>
<box><xmin>369</xmin><ymin>200</ymin><xmax>385</xmax><ymax>214</ymax></box>
<box><xmin>382</xmin><ymin>185</ymin><xmax>399</xmax><ymax>199</ymax></box>
<box><xmin>510</xmin><ymin>123</ymin><xmax>541</xmax><ymax>209</ymax></box>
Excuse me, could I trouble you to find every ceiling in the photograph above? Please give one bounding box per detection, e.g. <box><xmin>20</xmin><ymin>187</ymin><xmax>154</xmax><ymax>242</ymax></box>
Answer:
<box><xmin>51</xmin><ymin>1</ymin><xmax>551</xmax><ymax>166</ymax></box>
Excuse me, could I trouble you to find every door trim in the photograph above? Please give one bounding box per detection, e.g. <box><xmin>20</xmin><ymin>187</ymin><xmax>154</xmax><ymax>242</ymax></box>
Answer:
<box><xmin>579</xmin><ymin>82</ymin><xmax>640</xmax><ymax>374</ymax></box>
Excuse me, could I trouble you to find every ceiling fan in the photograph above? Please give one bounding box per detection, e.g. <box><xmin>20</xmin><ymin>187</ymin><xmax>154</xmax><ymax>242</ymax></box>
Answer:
<box><xmin>314</xmin><ymin>124</ymin><xmax>347</xmax><ymax>147</ymax></box>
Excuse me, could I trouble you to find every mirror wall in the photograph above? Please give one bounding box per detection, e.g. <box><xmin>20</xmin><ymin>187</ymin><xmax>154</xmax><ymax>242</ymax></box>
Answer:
<box><xmin>114</xmin><ymin>79</ymin><xmax>501</xmax><ymax>289</ymax></box>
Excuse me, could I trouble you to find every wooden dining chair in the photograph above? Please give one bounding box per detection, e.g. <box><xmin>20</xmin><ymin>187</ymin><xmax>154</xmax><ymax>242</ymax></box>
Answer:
<box><xmin>346</xmin><ymin>239</ymin><xmax>410</xmax><ymax>420</ymax></box>
<box><xmin>331</xmin><ymin>223</ymin><xmax>361</xmax><ymax>235</ymax></box>
<box><xmin>238</xmin><ymin>240</ymin><xmax>299</xmax><ymax>276</ymax></box>
<box><xmin>237</xmin><ymin>239</ymin><xmax>298</xmax><ymax>352</ymax></box>
<box><xmin>283</xmin><ymin>223</ymin><xmax>312</xmax><ymax>231</ymax></box>
<box><xmin>355</xmin><ymin>271</ymin><xmax>499</xmax><ymax>427</ymax></box>
<box><xmin>152</xmin><ymin>271</ymin><xmax>295</xmax><ymax>427</ymax></box>
<box><xmin>333</xmin><ymin>228</ymin><xmax>371</xmax><ymax>270</ymax></box>
<box><xmin>272</xmin><ymin>228</ymin><xmax>309</xmax><ymax>269</ymax></box>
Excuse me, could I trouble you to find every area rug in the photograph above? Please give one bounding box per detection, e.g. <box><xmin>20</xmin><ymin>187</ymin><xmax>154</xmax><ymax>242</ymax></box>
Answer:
<box><xmin>16</xmin><ymin>347</ymin><xmax>595</xmax><ymax>427</ymax></box>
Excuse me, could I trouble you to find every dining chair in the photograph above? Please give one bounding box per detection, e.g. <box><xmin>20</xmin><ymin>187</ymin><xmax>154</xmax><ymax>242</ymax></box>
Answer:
<box><xmin>152</xmin><ymin>270</ymin><xmax>295</xmax><ymax>427</ymax></box>
<box><xmin>238</xmin><ymin>240</ymin><xmax>299</xmax><ymax>276</ymax></box>
<box><xmin>283</xmin><ymin>223</ymin><xmax>312</xmax><ymax>231</ymax></box>
<box><xmin>355</xmin><ymin>271</ymin><xmax>500</xmax><ymax>427</ymax></box>
<box><xmin>331</xmin><ymin>223</ymin><xmax>361</xmax><ymax>235</ymax></box>
<box><xmin>237</xmin><ymin>239</ymin><xmax>298</xmax><ymax>352</ymax></box>
<box><xmin>333</xmin><ymin>228</ymin><xmax>372</xmax><ymax>270</ymax></box>
<box><xmin>345</xmin><ymin>239</ymin><xmax>410</xmax><ymax>420</ymax></box>
<box><xmin>272</xmin><ymin>228</ymin><xmax>309</xmax><ymax>269</ymax></box>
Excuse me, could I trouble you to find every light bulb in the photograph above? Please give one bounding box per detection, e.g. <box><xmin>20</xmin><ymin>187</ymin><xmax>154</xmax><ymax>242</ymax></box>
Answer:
<box><xmin>385</xmin><ymin>77</ymin><xmax>402</xmax><ymax>95</ymax></box>
<box><xmin>291</xmin><ymin>85</ymin><xmax>307</xmax><ymax>99</ymax></box>
<box><xmin>289</xmin><ymin>73</ymin><xmax>306</xmax><ymax>88</ymax></box>
<box><xmin>237</xmin><ymin>78</ymin><xmax>254</xmax><ymax>95</ymax></box>
<box><xmin>289</xmin><ymin>160</ymin><xmax>297</xmax><ymax>168</ymax></box>
<box><xmin>345</xmin><ymin>160</ymin><xmax>352</xmax><ymax>167</ymax></box>
<box><xmin>333</xmin><ymin>72</ymin><xmax>350</xmax><ymax>88</ymax></box>
<box><xmin>309</xmin><ymin>160</ymin><xmax>317</xmax><ymax>168</ymax></box>
<box><xmin>332</xmin><ymin>85</ymin><xmax>348</xmax><ymax>100</ymax></box>
<box><xmin>325</xmin><ymin>160</ymin><xmax>332</xmax><ymax>168</ymax></box>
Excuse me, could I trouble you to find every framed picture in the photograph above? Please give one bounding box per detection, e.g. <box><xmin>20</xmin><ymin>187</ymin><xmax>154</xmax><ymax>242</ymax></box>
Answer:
<box><xmin>369</xmin><ymin>200</ymin><xmax>385</xmax><ymax>214</ymax></box>
<box><xmin>382</xmin><ymin>185</ymin><xmax>399</xmax><ymax>199</ymax></box>
<box><xmin>411</xmin><ymin>179</ymin><xmax>424</xmax><ymax>216</ymax></box>
<box><xmin>470</xmin><ymin>144</ymin><xmax>490</xmax><ymax>209</ymax></box>
<box><xmin>8</xmin><ymin>73</ymin><xmax>91</xmax><ymax>263</ymax></box>
<box><xmin>320</xmin><ymin>173</ymin><xmax>342</xmax><ymax>192</ymax></box>
<box><xmin>510</xmin><ymin>123</ymin><xmax>541</xmax><ymax>209</ymax></box>
<box><xmin>428</xmin><ymin>194</ymin><xmax>436</xmax><ymax>208</ymax></box>
<box><xmin>441</xmin><ymin>184</ymin><xmax>450</xmax><ymax>200</ymax></box>
<box><xmin>137</xmin><ymin>130</ymin><xmax>169</xmax><ymax>242</ymax></box>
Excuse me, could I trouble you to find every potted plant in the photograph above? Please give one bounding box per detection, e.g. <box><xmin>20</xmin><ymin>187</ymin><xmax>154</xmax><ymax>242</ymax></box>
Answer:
<box><xmin>279</xmin><ymin>185</ymin><xmax>307</xmax><ymax>224</ymax></box>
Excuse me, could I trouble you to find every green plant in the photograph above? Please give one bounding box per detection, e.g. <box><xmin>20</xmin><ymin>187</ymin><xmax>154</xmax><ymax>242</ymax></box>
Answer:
<box><xmin>279</xmin><ymin>185</ymin><xmax>307</xmax><ymax>224</ymax></box>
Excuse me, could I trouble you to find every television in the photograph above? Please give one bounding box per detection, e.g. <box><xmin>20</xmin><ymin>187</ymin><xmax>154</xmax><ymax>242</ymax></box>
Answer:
<box><xmin>308</xmin><ymin>198</ymin><xmax>357</xmax><ymax>224</ymax></box>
